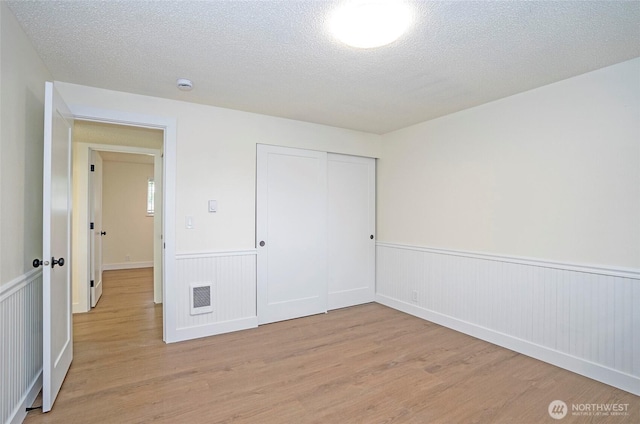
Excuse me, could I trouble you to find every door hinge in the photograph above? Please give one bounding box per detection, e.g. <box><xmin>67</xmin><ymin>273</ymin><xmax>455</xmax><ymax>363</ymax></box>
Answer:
<box><xmin>90</xmin><ymin>280</ymin><xmax>94</xmax><ymax>287</ymax></box>
<box><xmin>90</xmin><ymin>164</ymin><xmax>95</xmax><ymax>172</ymax></box>
<box><xmin>90</xmin><ymin>222</ymin><xmax>94</xmax><ymax>230</ymax></box>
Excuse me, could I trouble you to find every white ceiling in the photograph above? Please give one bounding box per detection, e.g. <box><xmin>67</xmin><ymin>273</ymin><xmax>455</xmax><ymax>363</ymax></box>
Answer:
<box><xmin>8</xmin><ymin>1</ymin><xmax>640</xmax><ymax>134</ymax></box>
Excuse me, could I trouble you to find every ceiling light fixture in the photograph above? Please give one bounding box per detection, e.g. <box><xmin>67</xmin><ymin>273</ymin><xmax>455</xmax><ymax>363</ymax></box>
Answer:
<box><xmin>329</xmin><ymin>0</ymin><xmax>413</xmax><ymax>49</ymax></box>
<box><xmin>177</xmin><ymin>78</ymin><xmax>193</xmax><ymax>91</ymax></box>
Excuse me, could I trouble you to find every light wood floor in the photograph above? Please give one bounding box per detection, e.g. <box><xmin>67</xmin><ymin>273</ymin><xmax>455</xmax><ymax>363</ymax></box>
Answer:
<box><xmin>26</xmin><ymin>268</ymin><xmax>637</xmax><ymax>423</ymax></box>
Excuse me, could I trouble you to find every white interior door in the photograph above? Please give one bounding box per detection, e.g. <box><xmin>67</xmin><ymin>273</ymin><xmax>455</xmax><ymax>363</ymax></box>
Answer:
<box><xmin>90</xmin><ymin>150</ymin><xmax>104</xmax><ymax>307</ymax></box>
<box><xmin>257</xmin><ymin>145</ymin><xmax>327</xmax><ymax>325</ymax></box>
<box><xmin>327</xmin><ymin>154</ymin><xmax>376</xmax><ymax>310</ymax></box>
<box><xmin>42</xmin><ymin>81</ymin><xmax>73</xmax><ymax>412</ymax></box>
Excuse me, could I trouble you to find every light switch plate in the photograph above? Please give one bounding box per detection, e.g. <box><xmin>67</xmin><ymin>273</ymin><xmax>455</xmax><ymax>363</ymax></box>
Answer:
<box><xmin>208</xmin><ymin>200</ymin><xmax>218</xmax><ymax>213</ymax></box>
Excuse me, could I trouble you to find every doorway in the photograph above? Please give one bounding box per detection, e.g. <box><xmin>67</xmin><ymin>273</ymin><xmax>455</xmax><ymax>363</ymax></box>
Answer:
<box><xmin>92</xmin><ymin>150</ymin><xmax>158</xmax><ymax>307</ymax></box>
<box><xmin>71</xmin><ymin>121</ymin><xmax>164</xmax><ymax>323</ymax></box>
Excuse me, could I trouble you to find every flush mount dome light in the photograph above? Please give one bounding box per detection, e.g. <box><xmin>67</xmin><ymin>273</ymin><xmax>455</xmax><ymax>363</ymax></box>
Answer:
<box><xmin>329</xmin><ymin>0</ymin><xmax>413</xmax><ymax>49</ymax></box>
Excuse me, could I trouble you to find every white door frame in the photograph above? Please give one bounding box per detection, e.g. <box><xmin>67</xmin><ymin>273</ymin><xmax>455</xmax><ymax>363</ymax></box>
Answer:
<box><xmin>68</xmin><ymin>105</ymin><xmax>177</xmax><ymax>343</ymax></box>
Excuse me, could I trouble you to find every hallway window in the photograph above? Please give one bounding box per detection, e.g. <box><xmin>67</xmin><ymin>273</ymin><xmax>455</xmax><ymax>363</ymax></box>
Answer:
<box><xmin>147</xmin><ymin>178</ymin><xmax>155</xmax><ymax>216</ymax></box>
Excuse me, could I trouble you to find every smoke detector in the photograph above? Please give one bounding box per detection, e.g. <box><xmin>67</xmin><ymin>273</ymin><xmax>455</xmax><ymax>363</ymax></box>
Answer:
<box><xmin>176</xmin><ymin>78</ymin><xmax>193</xmax><ymax>91</ymax></box>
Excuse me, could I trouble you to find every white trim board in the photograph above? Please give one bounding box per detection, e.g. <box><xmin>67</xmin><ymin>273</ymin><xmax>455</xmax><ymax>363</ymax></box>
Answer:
<box><xmin>0</xmin><ymin>268</ymin><xmax>41</xmax><ymax>302</ymax></box>
<box><xmin>172</xmin><ymin>317</ymin><xmax>258</xmax><ymax>343</ymax></box>
<box><xmin>8</xmin><ymin>372</ymin><xmax>42</xmax><ymax>424</ymax></box>
<box><xmin>377</xmin><ymin>242</ymin><xmax>640</xmax><ymax>279</ymax></box>
<box><xmin>102</xmin><ymin>261</ymin><xmax>154</xmax><ymax>271</ymax></box>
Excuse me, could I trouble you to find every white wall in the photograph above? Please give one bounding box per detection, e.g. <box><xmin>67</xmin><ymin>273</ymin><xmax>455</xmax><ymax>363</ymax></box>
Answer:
<box><xmin>102</xmin><ymin>160</ymin><xmax>154</xmax><ymax>268</ymax></box>
<box><xmin>376</xmin><ymin>59</ymin><xmax>640</xmax><ymax>395</ymax></box>
<box><xmin>56</xmin><ymin>82</ymin><xmax>381</xmax><ymax>341</ymax></box>
<box><xmin>57</xmin><ymin>82</ymin><xmax>382</xmax><ymax>254</ymax></box>
<box><xmin>0</xmin><ymin>3</ymin><xmax>52</xmax><ymax>423</ymax></box>
<box><xmin>0</xmin><ymin>2</ymin><xmax>52</xmax><ymax>286</ymax></box>
<box><xmin>378</xmin><ymin>58</ymin><xmax>640</xmax><ymax>269</ymax></box>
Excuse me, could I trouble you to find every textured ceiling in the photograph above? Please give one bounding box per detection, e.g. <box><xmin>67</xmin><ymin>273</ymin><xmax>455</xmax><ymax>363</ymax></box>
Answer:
<box><xmin>8</xmin><ymin>1</ymin><xmax>640</xmax><ymax>134</ymax></box>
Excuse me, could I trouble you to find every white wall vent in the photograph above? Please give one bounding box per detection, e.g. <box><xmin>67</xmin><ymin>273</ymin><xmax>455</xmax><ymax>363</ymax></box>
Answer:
<box><xmin>190</xmin><ymin>282</ymin><xmax>213</xmax><ymax>315</ymax></box>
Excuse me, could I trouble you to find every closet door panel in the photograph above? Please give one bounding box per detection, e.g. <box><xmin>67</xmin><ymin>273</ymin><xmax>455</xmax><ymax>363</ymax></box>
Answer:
<box><xmin>328</xmin><ymin>154</ymin><xmax>376</xmax><ymax>310</ymax></box>
<box><xmin>257</xmin><ymin>145</ymin><xmax>328</xmax><ymax>324</ymax></box>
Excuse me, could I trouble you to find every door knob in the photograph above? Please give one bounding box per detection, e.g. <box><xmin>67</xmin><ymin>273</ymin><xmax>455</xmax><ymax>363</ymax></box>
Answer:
<box><xmin>259</xmin><ymin>241</ymin><xmax>265</xmax><ymax>247</ymax></box>
<box><xmin>370</xmin><ymin>235</ymin><xmax>374</xmax><ymax>240</ymax></box>
<box><xmin>100</xmin><ymin>231</ymin><xmax>107</xmax><ymax>236</ymax></box>
<box><xmin>51</xmin><ymin>257</ymin><xmax>65</xmax><ymax>268</ymax></box>
<box><xmin>34</xmin><ymin>258</ymin><xmax>53</xmax><ymax>268</ymax></box>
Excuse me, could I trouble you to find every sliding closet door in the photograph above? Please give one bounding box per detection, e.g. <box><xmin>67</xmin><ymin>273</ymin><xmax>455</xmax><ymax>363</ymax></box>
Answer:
<box><xmin>256</xmin><ymin>145</ymin><xmax>328</xmax><ymax>325</ymax></box>
<box><xmin>327</xmin><ymin>154</ymin><xmax>376</xmax><ymax>310</ymax></box>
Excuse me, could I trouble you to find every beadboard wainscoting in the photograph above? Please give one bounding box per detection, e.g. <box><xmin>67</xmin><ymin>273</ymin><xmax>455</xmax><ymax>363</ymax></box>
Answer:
<box><xmin>1</xmin><ymin>270</ymin><xmax>43</xmax><ymax>424</ymax></box>
<box><xmin>173</xmin><ymin>250</ymin><xmax>257</xmax><ymax>342</ymax></box>
<box><xmin>376</xmin><ymin>242</ymin><xmax>640</xmax><ymax>395</ymax></box>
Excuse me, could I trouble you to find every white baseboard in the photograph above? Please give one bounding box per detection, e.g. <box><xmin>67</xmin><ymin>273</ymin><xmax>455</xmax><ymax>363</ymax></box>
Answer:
<box><xmin>72</xmin><ymin>302</ymin><xmax>89</xmax><ymax>314</ymax></box>
<box><xmin>328</xmin><ymin>288</ymin><xmax>375</xmax><ymax>311</ymax></box>
<box><xmin>376</xmin><ymin>294</ymin><xmax>640</xmax><ymax>396</ymax></box>
<box><xmin>167</xmin><ymin>316</ymin><xmax>258</xmax><ymax>343</ymax></box>
<box><xmin>102</xmin><ymin>261</ymin><xmax>153</xmax><ymax>271</ymax></box>
<box><xmin>9</xmin><ymin>370</ymin><xmax>42</xmax><ymax>424</ymax></box>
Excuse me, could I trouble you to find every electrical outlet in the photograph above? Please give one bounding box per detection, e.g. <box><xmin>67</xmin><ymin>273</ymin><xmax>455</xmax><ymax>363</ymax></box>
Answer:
<box><xmin>411</xmin><ymin>290</ymin><xmax>418</xmax><ymax>303</ymax></box>
<box><xmin>125</xmin><ymin>255</ymin><xmax>131</xmax><ymax>262</ymax></box>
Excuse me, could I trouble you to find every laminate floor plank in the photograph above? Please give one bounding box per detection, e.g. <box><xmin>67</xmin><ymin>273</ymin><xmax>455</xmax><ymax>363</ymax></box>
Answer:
<box><xmin>25</xmin><ymin>268</ymin><xmax>638</xmax><ymax>423</ymax></box>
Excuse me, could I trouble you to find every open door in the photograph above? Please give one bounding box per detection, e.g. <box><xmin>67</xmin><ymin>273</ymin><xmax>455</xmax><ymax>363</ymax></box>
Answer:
<box><xmin>90</xmin><ymin>150</ymin><xmax>104</xmax><ymax>307</ymax></box>
<box><xmin>42</xmin><ymin>81</ymin><xmax>73</xmax><ymax>412</ymax></box>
